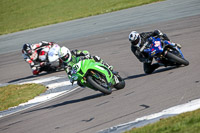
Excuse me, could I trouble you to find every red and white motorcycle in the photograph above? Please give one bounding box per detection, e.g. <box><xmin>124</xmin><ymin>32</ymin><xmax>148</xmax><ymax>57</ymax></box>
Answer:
<box><xmin>46</xmin><ymin>44</ymin><xmax>63</xmax><ymax>71</ymax></box>
<box><xmin>35</xmin><ymin>44</ymin><xmax>63</xmax><ymax>73</ymax></box>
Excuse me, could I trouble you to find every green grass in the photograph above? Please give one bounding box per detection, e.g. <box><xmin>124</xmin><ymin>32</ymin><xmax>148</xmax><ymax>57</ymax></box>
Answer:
<box><xmin>125</xmin><ymin>109</ymin><xmax>200</xmax><ymax>133</ymax></box>
<box><xmin>0</xmin><ymin>0</ymin><xmax>163</xmax><ymax>35</ymax></box>
<box><xmin>0</xmin><ymin>84</ymin><xmax>47</xmax><ymax>111</ymax></box>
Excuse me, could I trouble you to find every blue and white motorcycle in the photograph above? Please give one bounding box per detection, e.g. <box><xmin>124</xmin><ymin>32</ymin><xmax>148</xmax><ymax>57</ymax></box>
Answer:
<box><xmin>141</xmin><ymin>36</ymin><xmax>189</xmax><ymax>67</ymax></box>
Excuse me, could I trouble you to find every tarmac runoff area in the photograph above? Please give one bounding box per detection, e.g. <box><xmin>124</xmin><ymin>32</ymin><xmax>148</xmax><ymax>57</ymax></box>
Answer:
<box><xmin>98</xmin><ymin>98</ymin><xmax>200</xmax><ymax>133</ymax></box>
<box><xmin>1</xmin><ymin>76</ymin><xmax>200</xmax><ymax>133</ymax></box>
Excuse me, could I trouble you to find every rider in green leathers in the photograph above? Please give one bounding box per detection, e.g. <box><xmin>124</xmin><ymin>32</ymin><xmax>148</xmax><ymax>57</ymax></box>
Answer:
<box><xmin>58</xmin><ymin>46</ymin><xmax>113</xmax><ymax>86</ymax></box>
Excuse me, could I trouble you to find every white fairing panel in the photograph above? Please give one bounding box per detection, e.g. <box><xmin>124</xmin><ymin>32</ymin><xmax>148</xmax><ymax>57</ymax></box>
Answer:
<box><xmin>48</xmin><ymin>44</ymin><xmax>60</xmax><ymax>63</ymax></box>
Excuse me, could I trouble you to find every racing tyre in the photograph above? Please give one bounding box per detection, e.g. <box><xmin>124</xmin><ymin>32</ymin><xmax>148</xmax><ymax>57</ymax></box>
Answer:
<box><xmin>87</xmin><ymin>76</ymin><xmax>112</xmax><ymax>95</ymax></box>
<box><xmin>166</xmin><ymin>52</ymin><xmax>189</xmax><ymax>66</ymax></box>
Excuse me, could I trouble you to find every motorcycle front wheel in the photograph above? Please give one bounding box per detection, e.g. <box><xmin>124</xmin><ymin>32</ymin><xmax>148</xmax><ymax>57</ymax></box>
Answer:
<box><xmin>87</xmin><ymin>76</ymin><xmax>112</xmax><ymax>95</ymax></box>
<box><xmin>165</xmin><ymin>51</ymin><xmax>189</xmax><ymax>66</ymax></box>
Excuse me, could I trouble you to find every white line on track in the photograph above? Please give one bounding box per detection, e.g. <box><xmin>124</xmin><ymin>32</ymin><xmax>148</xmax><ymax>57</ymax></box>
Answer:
<box><xmin>0</xmin><ymin>76</ymin><xmax>79</xmax><ymax>118</ymax></box>
<box><xmin>46</xmin><ymin>80</ymin><xmax>71</xmax><ymax>88</ymax></box>
<box><xmin>18</xmin><ymin>76</ymin><xmax>62</xmax><ymax>84</ymax></box>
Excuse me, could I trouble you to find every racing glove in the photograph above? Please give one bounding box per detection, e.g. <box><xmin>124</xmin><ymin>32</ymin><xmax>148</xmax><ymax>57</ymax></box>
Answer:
<box><xmin>65</xmin><ymin>66</ymin><xmax>72</xmax><ymax>75</ymax></box>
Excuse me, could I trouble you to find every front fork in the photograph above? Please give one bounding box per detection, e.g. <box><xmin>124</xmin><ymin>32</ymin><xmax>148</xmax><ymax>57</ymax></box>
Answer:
<box><xmin>90</xmin><ymin>70</ymin><xmax>114</xmax><ymax>88</ymax></box>
<box><xmin>164</xmin><ymin>41</ymin><xmax>184</xmax><ymax>58</ymax></box>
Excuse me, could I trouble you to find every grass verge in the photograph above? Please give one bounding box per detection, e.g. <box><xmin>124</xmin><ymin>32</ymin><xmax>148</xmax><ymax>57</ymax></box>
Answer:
<box><xmin>0</xmin><ymin>0</ymin><xmax>163</xmax><ymax>35</ymax></box>
<box><xmin>125</xmin><ymin>108</ymin><xmax>200</xmax><ymax>133</ymax></box>
<box><xmin>0</xmin><ymin>84</ymin><xmax>47</xmax><ymax>111</ymax></box>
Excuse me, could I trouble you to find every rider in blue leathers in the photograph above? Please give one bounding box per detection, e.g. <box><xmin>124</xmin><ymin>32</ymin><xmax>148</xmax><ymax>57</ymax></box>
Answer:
<box><xmin>129</xmin><ymin>30</ymin><xmax>181</xmax><ymax>74</ymax></box>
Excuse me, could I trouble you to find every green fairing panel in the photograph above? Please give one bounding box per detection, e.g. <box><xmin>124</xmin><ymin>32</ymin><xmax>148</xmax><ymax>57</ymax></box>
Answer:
<box><xmin>80</xmin><ymin>59</ymin><xmax>113</xmax><ymax>83</ymax></box>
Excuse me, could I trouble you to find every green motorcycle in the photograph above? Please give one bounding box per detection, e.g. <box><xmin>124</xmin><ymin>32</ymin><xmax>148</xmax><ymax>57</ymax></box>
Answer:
<box><xmin>69</xmin><ymin>58</ymin><xmax>125</xmax><ymax>94</ymax></box>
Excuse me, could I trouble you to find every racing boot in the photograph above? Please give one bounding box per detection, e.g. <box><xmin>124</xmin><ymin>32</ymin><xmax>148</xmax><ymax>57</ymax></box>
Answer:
<box><xmin>32</xmin><ymin>66</ymin><xmax>40</xmax><ymax>75</ymax></box>
<box><xmin>144</xmin><ymin>63</ymin><xmax>160</xmax><ymax>74</ymax></box>
<box><xmin>172</xmin><ymin>43</ymin><xmax>182</xmax><ymax>49</ymax></box>
<box><xmin>175</xmin><ymin>43</ymin><xmax>182</xmax><ymax>49</ymax></box>
<box><xmin>104</xmin><ymin>63</ymin><xmax>113</xmax><ymax>71</ymax></box>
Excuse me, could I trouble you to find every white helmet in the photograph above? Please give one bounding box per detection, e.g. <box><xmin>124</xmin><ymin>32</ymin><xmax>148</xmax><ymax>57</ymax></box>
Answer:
<box><xmin>129</xmin><ymin>31</ymin><xmax>141</xmax><ymax>47</ymax></box>
<box><xmin>59</xmin><ymin>46</ymin><xmax>71</xmax><ymax>63</ymax></box>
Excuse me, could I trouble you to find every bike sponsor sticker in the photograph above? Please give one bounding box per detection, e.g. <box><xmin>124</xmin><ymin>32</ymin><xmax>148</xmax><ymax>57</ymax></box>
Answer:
<box><xmin>95</xmin><ymin>65</ymin><xmax>105</xmax><ymax>71</ymax></box>
<box><xmin>154</xmin><ymin>41</ymin><xmax>161</xmax><ymax>47</ymax></box>
<box><xmin>151</xmin><ymin>49</ymin><xmax>156</xmax><ymax>56</ymax></box>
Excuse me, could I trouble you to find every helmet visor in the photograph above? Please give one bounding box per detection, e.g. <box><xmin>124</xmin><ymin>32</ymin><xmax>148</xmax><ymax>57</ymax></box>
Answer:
<box><xmin>61</xmin><ymin>53</ymin><xmax>70</xmax><ymax>62</ymax></box>
<box><xmin>134</xmin><ymin>36</ymin><xmax>140</xmax><ymax>45</ymax></box>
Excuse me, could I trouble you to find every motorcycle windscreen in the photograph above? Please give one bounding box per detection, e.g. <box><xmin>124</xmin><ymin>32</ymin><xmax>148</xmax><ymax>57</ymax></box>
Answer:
<box><xmin>48</xmin><ymin>44</ymin><xmax>60</xmax><ymax>62</ymax></box>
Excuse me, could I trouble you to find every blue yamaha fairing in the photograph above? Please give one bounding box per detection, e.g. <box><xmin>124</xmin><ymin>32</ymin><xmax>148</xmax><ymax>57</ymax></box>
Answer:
<box><xmin>143</xmin><ymin>37</ymin><xmax>189</xmax><ymax>66</ymax></box>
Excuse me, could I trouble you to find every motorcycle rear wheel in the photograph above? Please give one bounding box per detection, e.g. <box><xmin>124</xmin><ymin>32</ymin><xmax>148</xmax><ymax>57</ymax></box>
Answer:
<box><xmin>87</xmin><ymin>76</ymin><xmax>112</xmax><ymax>95</ymax></box>
<box><xmin>166</xmin><ymin>52</ymin><xmax>189</xmax><ymax>66</ymax></box>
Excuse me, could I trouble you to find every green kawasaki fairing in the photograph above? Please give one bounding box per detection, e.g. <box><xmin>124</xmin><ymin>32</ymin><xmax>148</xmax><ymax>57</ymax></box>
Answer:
<box><xmin>70</xmin><ymin>58</ymin><xmax>125</xmax><ymax>94</ymax></box>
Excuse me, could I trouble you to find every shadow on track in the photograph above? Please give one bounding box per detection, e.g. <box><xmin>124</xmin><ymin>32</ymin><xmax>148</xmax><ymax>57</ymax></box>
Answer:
<box><xmin>124</xmin><ymin>66</ymin><xmax>179</xmax><ymax>80</ymax></box>
<box><xmin>21</xmin><ymin>92</ymin><xmax>104</xmax><ymax>114</ymax></box>
<box><xmin>8</xmin><ymin>70</ymin><xmax>63</xmax><ymax>83</ymax></box>
<box><xmin>7</xmin><ymin>73</ymin><xmax>48</xmax><ymax>83</ymax></box>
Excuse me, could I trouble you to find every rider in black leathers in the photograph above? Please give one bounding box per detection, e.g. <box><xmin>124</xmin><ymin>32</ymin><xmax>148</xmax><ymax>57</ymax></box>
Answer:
<box><xmin>129</xmin><ymin>30</ymin><xmax>181</xmax><ymax>74</ymax></box>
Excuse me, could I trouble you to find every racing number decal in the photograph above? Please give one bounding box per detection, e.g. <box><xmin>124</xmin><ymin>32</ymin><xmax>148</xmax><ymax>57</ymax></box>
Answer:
<box><xmin>72</xmin><ymin>64</ymin><xmax>80</xmax><ymax>74</ymax></box>
<box><xmin>74</xmin><ymin>64</ymin><xmax>79</xmax><ymax>70</ymax></box>
<box><xmin>49</xmin><ymin>48</ymin><xmax>56</xmax><ymax>56</ymax></box>
<box><xmin>154</xmin><ymin>41</ymin><xmax>161</xmax><ymax>47</ymax></box>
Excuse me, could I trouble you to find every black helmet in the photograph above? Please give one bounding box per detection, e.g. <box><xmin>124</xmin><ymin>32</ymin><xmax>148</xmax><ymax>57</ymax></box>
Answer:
<box><xmin>22</xmin><ymin>43</ymin><xmax>32</xmax><ymax>55</ymax></box>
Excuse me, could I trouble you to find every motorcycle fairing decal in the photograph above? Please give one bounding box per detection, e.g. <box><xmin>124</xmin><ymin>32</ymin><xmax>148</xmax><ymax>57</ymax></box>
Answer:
<box><xmin>30</xmin><ymin>51</ymin><xmax>38</xmax><ymax>60</ymax></box>
<box><xmin>158</xmin><ymin>46</ymin><xmax>162</xmax><ymax>50</ymax></box>
<box><xmin>114</xmin><ymin>75</ymin><xmax>120</xmax><ymax>84</ymax></box>
<box><xmin>95</xmin><ymin>65</ymin><xmax>105</xmax><ymax>71</ymax></box>
<box><xmin>72</xmin><ymin>61</ymin><xmax>81</xmax><ymax>73</ymax></box>
<box><xmin>27</xmin><ymin>59</ymin><xmax>33</xmax><ymax>64</ymax></box>
<box><xmin>151</xmin><ymin>50</ymin><xmax>156</xmax><ymax>56</ymax></box>
<box><xmin>39</xmin><ymin>51</ymin><xmax>46</xmax><ymax>56</ymax></box>
<box><xmin>154</xmin><ymin>41</ymin><xmax>161</xmax><ymax>47</ymax></box>
<box><xmin>100</xmin><ymin>65</ymin><xmax>112</xmax><ymax>78</ymax></box>
<box><xmin>164</xmin><ymin>41</ymin><xmax>185</xmax><ymax>58</ymax></box>
<box><xmin>71</xmin><ymin>75</ymin><xmax>78</xmax><ymax>80</ymax></box>
<box><xmin>147</xmin><ymin>37</ymin><xmax>164</xmax><ymax>57</ymax></box>
<box><xmin>177</xmin><ymin>48</ymin><xmax>184</xmax><ymax>58</ymax></box>
<box><xmin>48</xmin><ymin>51</ymin><xmax>54</xmax><ymax>57</ymax></box>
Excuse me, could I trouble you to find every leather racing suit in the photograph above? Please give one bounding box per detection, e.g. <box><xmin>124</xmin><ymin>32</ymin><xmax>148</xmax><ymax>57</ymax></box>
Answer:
<box><xmin>131</xmin><ymin>30</ymin><xmax>170</xmax><ymax>74</ymax></box>
<box><xmin>22</xmin><ymin>41</ymin><xmax>53</xmax><ymax>75</ymax></box>
<box><xmin>63</xmin><ymin>49</ymin><xmax>113</xmax><ymax>86</ymax></box>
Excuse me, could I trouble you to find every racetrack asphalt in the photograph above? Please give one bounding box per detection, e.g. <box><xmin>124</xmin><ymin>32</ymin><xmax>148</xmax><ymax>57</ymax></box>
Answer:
<box><xmin>0</xmin><ymin>0</ymin><xmax>200</xmax><ymax>133</ymax></box>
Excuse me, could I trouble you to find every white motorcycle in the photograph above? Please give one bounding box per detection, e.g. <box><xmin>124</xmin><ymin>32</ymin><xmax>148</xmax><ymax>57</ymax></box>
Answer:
<box><xmin>46</xmin><ymin>44</ymin><xmax>63</xmax><ymax>71</ymax></box>
<box><xmin>36</xmin><ymin>44</ymin><xmax>63</xmax><ymax>73</ymax></box>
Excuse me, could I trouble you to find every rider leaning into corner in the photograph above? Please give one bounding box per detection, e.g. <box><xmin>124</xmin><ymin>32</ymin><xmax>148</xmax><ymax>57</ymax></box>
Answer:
<box><xmin>129</xmin><ymin>30</ymin><xmax>182</xmax><ymax>74</ymax></box>
<box><xmin>22</xmin><ymin>41</ymin><xmax>55</xmax><ymax>75</ymax></box>
<box><xmin>58</xmin><ymin>46</ymin><xmax>114</xmax><ymax>87</ymax></box>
